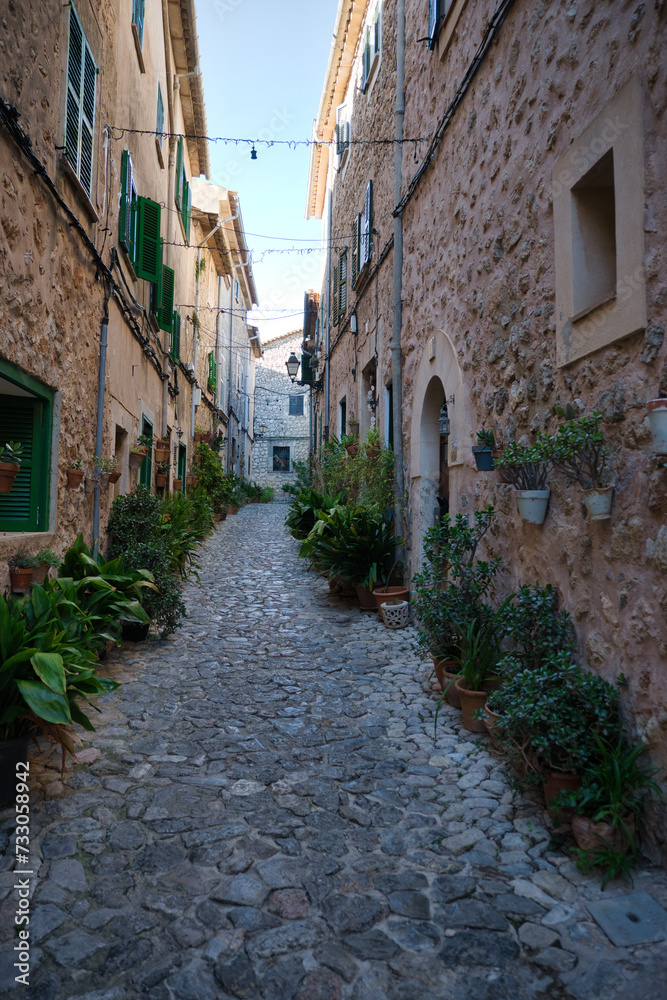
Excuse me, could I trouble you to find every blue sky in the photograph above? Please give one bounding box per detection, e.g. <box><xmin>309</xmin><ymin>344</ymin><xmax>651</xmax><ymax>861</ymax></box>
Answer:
<box><xmin>195</xmin><ymin>0</ymin><xmax>340</xmax><ymax>342</ymax></box>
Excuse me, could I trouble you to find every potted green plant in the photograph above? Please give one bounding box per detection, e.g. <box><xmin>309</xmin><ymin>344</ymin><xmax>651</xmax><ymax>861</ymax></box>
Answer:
<box><xmin>348</xmin><ymin>414</ymin><xmax>360</xmax><ymax>438</ymax></box>
<box><xmin>94</xmin><ymin>455</ymin><xmax>118</xmax><ymax>487</ymax></box>
<box><xmin>129</xmin><ymin>432</ymin><xmax>152</xmax><ymax>470</ymax></box>
<box><xmin>106</xmin><ymin>455</ymin><xmax>121</xmax><ymax>485</ymax></box>
<box><xmin>186</xmin><ymin>468</ymin><xmax>199</xmax><ymax>488</ymax></box>
<box><xmin>32</xmin><ymin>550</ymin><xmax>62</xmax><ymax>586</ymax></box>
<box><xmin>8</xmin><ymin>551</ymin><xmax>39</xmax><ymax>593</ymax></box>
<box><xmin>66</xmin><ymin>458</ymin><xmax>85</xmax><ymax>488</ymax></box>
<box><xmin>546</xmin><ymin>410</ymin><xmax>613</xmax><ymax>519</ymax></box>
<box><xmin>365</xmin><ymin>427</ymin><xmax>382</xmax><ymax>458</ymax></box>
<box><xmin>472</xmin><ymin>427</ymin><xmax>496</xmax><ymax>471</ymax></box>
<box><xmin>373</xmin><ymin>557</ymin><xmax>408</xmax><ymax>617</ymax></box>
<box><xmin>646</xmin><ymin>397</ymin><xmax>667</xmax><ymax>454</ymax></box>
<box><xmin>555</xmin><ymin>737</ymin><xmax>661</xmax><ymax>856</ymax></box>
<box><xmin>0</xmin><ymin>441</ymin><xmax>23</xmax><ymax>494</ymax></box>
<box><xmin>450</xmin><ymin>620</ymin><xmax>502</xmax><ymax>733</ymax></box>
<box><xmin>341</xmin><ymin>432</ymin><xmax>359</xmax><ymax>457</ymax></box>
<box><xmin>493</xmin><ymin>440</ymin><xmax>552</xmax><ymax>524</ymax></box>
<box><xmin>155</xmin><ymin>461</ymin><xmax>170</xmax><ymax>488</ymax></box>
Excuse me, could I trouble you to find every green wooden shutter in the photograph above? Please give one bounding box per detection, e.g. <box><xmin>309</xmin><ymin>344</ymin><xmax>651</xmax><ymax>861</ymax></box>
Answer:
<box><xmin>184</xmin><ymin>181</ymin><xmax>192</xmax><ymax>243</ymax></box>
<box><xmin>332</xmin><ymin>262</ymin><xmax>340</xmax><ymax>325</ymax></box>
<box><xmin>0</xmin><ymin>398</ymin><xmax>41</xmax><ymax>531</ymax></box>
<box><xmin>339</xmin><ymin>250</ymin><xmax>348</xmax><ymax>317</ymax></box>
<box><xmin>158</xmin><ymin>266</ymin><xmax>174</xmax><ymax>332</ymax></box>
<box><xmin>156</xmin><ymin>84</ymin><xmax>164</xmax><ymax>152</ymax></box>
<box><xmin>135</xmin><ymin>197</ymin><xmax>162</xmax><ymax>282</ymax></box>
<box><xmin>139</xmin><ymin>417</ymin><xmax>153</xmax><ymax>488</ymax></box>
<box><xmin>207</xmin><ymin>352</ymin><xmax>217</xmax><ymax>391</ymax></box>
<box><xmin>175</xmin><ymin>136</ymin><xmax>183</xmax><ymax>208</ymax></box>
<box><xmin>170</xmin><ymin>311</ymin><xmax>181</xmax><ymax>362</ymax></box>
<box><xmin>301</xmin><ymin>354</ymin><xmax>313</xmax><ymax>384</ymax></box>
<box><xmin>178</xmin><ymin>443</ymin><xmax>187</xmax><ymax>492</ymax></box>
<box><xmin>65</xmin><ymin>4</ymin><xmax>97</xmax><ymax>196</ymax></box>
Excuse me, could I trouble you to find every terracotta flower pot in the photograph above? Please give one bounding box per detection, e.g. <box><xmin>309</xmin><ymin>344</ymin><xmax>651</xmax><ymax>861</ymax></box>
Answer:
<box><xmin>172</xmin><ymin>478</ymin><xmax>183</xmax><ymax>492</ymax></box>
<box><xmin>454</xmin><ymin>678</ymin><xmax>488</xmax><ymax>733</ymax></box>
<box><xmin>571</xmin><ymin>814</ymin><xmax>636</xmax><ymax>853</ymax></box>
<box><xmin>66</xmin><ymin>468</ymin><xmax>85</xmax><ymax>488</ymax></box>
<box><xmin>10</xmin><ymin>568</ymin><xmax>33</xmax><ymax>593</ymax></box>
<box><xmin>483</xmin><ymin>704</ymin><xmax>503</xmax><ymax>749</ymax></box>
<box><xmin>543</xmin><ymin>770</ymin><xmax>582</xmax><ymax>808</ymax></box>
<box><xmin>227</xmin><ymin>504</ymin><xmax>239</xmax><ymax>515</ymax></box>
<box><xmin>0</xmin><ymin>461</ymin><xmax>20</xmax><ymax>494</ymax></box>
<box><xmin>107</xmin><ymin>470</ymin><xmax>121</xmax><ymax>484</ymax></box>
<box><xmin>154</xmin><ymin>441</ymin><xmax>170</xmax><ymax>463</ymax></box>
<box><xmin>129</xmin><ymin>447</ymin><xmax>148</xmax><ymax>470</ymax></box>
<box><xmin>32</xmin><ymin>565</ymin><xmax>49</xmax><ymax>586</ymax></box>
<box><xmin>345</xmin><ymin>443</ymin><xmax>359</xmax><ymax>457</ymax></box>
<box><xmin>156</xmin><ymin>473</ymin><xmax>167</xmax><ymax>488</ymax></box>
<box><xmin>355</xmin><ymin>584</ymin><xmax>378</xmax><ymax>611</ymax></box>
<box><xmin>429</xmin><ymin>654</ymin><xmax>461</xmax><ymax>708</ymax></box>
<box><xmin>187</xmin><ymin>475</ymin><xmax>198</xmax><ymax>488</ymax></box>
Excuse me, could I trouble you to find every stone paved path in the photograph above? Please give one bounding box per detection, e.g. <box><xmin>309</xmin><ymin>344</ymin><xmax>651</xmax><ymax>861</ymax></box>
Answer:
<box><xmin>2</xmin><ymin>505</ymin><xmax>667</xmax><ymax>999</ymax></box>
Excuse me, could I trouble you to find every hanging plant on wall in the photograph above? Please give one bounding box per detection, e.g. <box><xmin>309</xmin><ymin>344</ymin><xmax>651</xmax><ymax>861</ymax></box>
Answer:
<box><xmin>545</xmin><ymin>409</ymin><xmax>613</xmax><ymax>520</ymax></box>
<box><xmin>493</xmin><ymin>440</ymin><xmax>552</xmax><ymax>525</ymax></box>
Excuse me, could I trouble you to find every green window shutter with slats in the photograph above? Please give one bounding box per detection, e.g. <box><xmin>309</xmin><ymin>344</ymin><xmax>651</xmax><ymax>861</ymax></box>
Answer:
<box><xmin>332</xmin><ymin>262</ymin><xmax>340</xmax><ymax>325</ymax></box>
<box><xmin>339</xmin><ymin>249</ymin><xmax>348</xmax><ymax>317</ymax></box>
<box><xmin>352</xmin><ymin>213</ymin><xmax>360</xmax><ymax>284</ymax></box>
<box><xmin>158</xmin><ymin>266</ymin><xmax>174</xmax><ymax>332</ymax></box>
<box><xmin>156</xmin><ymin>84</ymin><xmax>164</xmax><ymax>151</ymax></box>
<box><xmin>150</xmin><ymin>238</ymin><xmax>164</xmax><ymax>317</ymax></box>
<box><xmin>170</xmin><ymin>311</ymin><xmax>181</xmax><ymax>362</ymax></box>
<box><xmin>0</xmin><ymin>398</ymin><xmax>41</xmax><ymax>531</ymax></box>
<box><xmin>65</xmin><ymin>4</ymin><xmax>97</xmax><ymax>197</ymax></box>
<box><xmin>207</xmin><ymin>352</ymin><xmax>217</xmax><ymax>391</ymax></box>
<box><xmin>175</xmin><ymin>136</ymin><xmax>183</xmax><ymax>208</ymax></box>
<box><xmin>135</xmin><ymin>197</ymin><xmax>162</xmax><ymax>282</ymax></box>
<box><xmin>139</xmin><ymin>416</ymin><xmax>153</xmax><ymax>488</ymax></box>
<box><xmin>184</xmin><ymin>181</ymin><xmax>192</xmax><ymax>243</ymax></box>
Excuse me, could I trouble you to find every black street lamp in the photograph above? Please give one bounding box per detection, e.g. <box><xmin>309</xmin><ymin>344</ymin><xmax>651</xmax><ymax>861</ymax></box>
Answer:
<box><xmin>286</xmin><ymin>352</ymin><xmax>300</xmax><ymax>381</ymax></box>
<box><xmin>285</xmin><ymin>352</ymin><xmax>323</xmax><ymax>391</ymax></box>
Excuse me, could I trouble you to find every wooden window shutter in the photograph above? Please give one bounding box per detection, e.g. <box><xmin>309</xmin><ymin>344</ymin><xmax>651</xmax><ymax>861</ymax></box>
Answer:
<box><xmin>158</xmin><ymin>265</ymin><xmax>174</xmax><ymax>332</ymax></box>
<box><xmin>361</xmin><ymin>180</ymin><xmax>373</xmax><ymax>266</ymax></box>
<box><xmin>339</xmin><ymin>249</ymin><xmax>348</xmax><ymax>317</ymax></box>
<box><xmin>65</xmin><ymin>4</ymin><xmax>97</xmax><ymax>197</ymax></box>
<box><xmin>135</xmin><ymin>197</ymin><xmax>162</xmax><ymax>282</ymax></box>
<box><xmin>184</xmin><ymin>182</ymin><xmax>192</xmax><ymax>243</ymax></box>
<box><xmin>374</xmin><ymin>5</ymin><xmax>381</xmax><ymax>55</ymax></box>
<box><xmin>362</xmin><ymin>27</ymin><xmax>371</xmax><ymax>89</ymax></box>
<box><xmin>207</xmin><ymin>352</ymin><xmax>217</xmax><ymax>390</ymax></box>
<box><xmin>170</xmin><ymin>311</ymin><xmax>181</xmax><ymax>362</ymax></box>
<box><xmin>332</xmin><ymin>262</ymin><xmax>340</xmax><ymax>325</ymax></box>
<box><xmin>119</xmin><ymin>149</ymin><xmax>136</xmax><ymax>258</ymax></box>
<box><xmin>0</xmin><ymin>397</ymin><xmax>41</xmax><ymax>531</ymax></box>
<box><xmin>351</xmin><ymin>213</ymin><xmax>359</xmax><ymax>283</ymax></box>
<box><xmin>156</xmin><ymin>84</ymin><xmax>164</xmax><ymax>151</ymax></box>
<box><xmin>175</xmin><ymin>136</ymin><xmax>183</xmax><ymax>208</ymax></box>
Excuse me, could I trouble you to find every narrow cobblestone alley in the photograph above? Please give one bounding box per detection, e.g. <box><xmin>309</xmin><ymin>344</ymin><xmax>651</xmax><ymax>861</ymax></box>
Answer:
<box><xmin>2</xmin><ymin>505</ymin><xmax>667</xmax><ymax>1000</ymax></box>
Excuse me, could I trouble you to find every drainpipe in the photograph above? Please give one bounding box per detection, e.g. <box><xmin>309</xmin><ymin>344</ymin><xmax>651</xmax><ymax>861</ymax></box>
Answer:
<box><xmin>392</xmin><ymin>0</ymin><xmax>406</xmax><ymax>545</ymax></box>
<box><xmin>324</xmin><ymin>191</ymin><xmax>332</xmax><ymax>443</ymax></box>
<box><xmin>92</xmin><ymin>302</ymin><xmax>110</xmax><ymax>558</ymax></box>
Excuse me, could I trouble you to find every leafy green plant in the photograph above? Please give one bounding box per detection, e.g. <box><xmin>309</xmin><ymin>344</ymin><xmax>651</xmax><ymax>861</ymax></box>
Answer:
<box><xmin>1</xmin><ymin>441</ymin><xmax>23</xmax><ymax>465</ymax></box>
<box><xmin>259</xmin><ymin>486</ymin><xmax>275</xmax><ymax>503</ymax></box>
<box><xmin>493</xmin><ymin>439</ymin><xmax>551</xmax><ymax>490</ymax></box>
<box><xmin>412</xmin><ymin>506</ymin><xmax>501</xmax><ymax>658</ymax></box>
<box><xmin>497</xmin><ymin>583</ymin><xmax>575</xmax><ymax>678</ymax></box>
<box><xmin>156</xmin><ymin>461</ymin><xmax>171</xmax><ymax>475</ymax></box>
<box><xmin>68</xmin><ymin>459</ymin><xmax>83</xmax><ymax>470</ymax></box>
<box><xmin>36</xmin><ymin>550</ymin><xmax>62</xmax><ymax>569</ymax></box>
<box><xmin>9</xmin><ymin>550</ymin><xmax>39</xmax><ymax>571</ymax></box>
<box><xmin>94</xmin><ymin>455</ymin><xmax>117</xmax><ymax>473</ymax></box>
<box><xmin>137</xmin><ymin>432</ymin><xmax>153</xmax><ymax>449</ymax></box>
<box><xmin>476</xmin><ymin>428</ymin><xmax>496</xmax><ymax>449</ymax></box>
<box><xmin>486</xmin><ymin>655</ymin><xmax>622</xmax><ymax>780</ymax></box>
<box><xmin>286</xmin><ymin>487</ymin><xmax>341</xmax><ymax>540</ymax></box>
<box><xmin>543</xmin><ymin>411</ymin><xmax>608</xmax><ymax>490</ymax></box>
<box><xmin>571</xmin><ymin>842</ymin><xmax>637</xmax><ymax>889</ymax></box>
<box><xmin>300</xmin><ymin>504</ymin><xmax>399</xmax><ymax>589</ymax></box>
<box><xmin>454</xmin><ymin>620</ymin><xmax>502</xmax><ymax>692</ymax></box>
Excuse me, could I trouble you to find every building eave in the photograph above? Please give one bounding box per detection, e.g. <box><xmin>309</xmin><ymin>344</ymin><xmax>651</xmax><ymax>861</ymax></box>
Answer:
<box><xmin>168</xmin><ymin>0</ymin><xmax>210</xmax><ymax>179</ymax></box>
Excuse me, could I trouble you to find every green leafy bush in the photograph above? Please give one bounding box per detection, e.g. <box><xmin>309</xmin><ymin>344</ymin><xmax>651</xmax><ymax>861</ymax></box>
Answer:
<box><xmin>300</xmin><ymin>504</ymin><xmax>399</xmax><ymax>589</ymax></box>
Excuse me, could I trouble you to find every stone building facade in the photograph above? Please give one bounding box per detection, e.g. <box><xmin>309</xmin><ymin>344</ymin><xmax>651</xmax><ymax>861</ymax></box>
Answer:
<box><xmin>253</xmin><ymin>332</ymin><xmax>311</xmax><ymax>492</ymax></box>
<box><xmin>0</xmin><ymin>0</ymin><xmax>258</xmax><ymax>579</ymax></box>
<box><xmin>307</xmin><ymin>0</ymin><xmax>667</xmax><ymax>859</ymax></box>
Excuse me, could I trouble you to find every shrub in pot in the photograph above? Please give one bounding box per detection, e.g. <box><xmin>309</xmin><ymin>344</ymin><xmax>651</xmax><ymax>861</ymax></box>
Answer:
<box><xmin>486</xmin><ymin>654</ymin><xmax>622</xmax><ymax>791</ymax></box>
<box><xmin>493</xmin><ymin>440</ymin><xmax>552</xmax><ymax>524</ymax></box>
<box><xmin>32</xmin><ymin>550</ymin><xmax>62</xmax><ymax>586</ymax></box>
<box><xmin>554</xmin><ymin>736</ymin><xmax>662</xmax><ymax>886</ymax></box>
<box><xmin>544</xmin><ymin>409</ymin><xmax>613</xmax><ymax>519</ymax></box>
<box><xmin>446</xmin><ymin>619</ymin><xmax>503</xmax><ymax>734</ymax></box>
<box><xmin>286</xmin><ymin>487</ymin><xmax>342</xmax><ymax>540</ymax></box>
<box><xmin>498</xmin><ymin>583</ymin><xmax>575</xmax><ymax>676</ymax></box>
<box><xmin>472</xmin><ymin>427</ymin><xmax>496</xmax><ymax>471</ymax></box>
<box><xmin>8</xmin><ymin>551</ymin><xmax>38</xmax><ymax>593</ymax></box>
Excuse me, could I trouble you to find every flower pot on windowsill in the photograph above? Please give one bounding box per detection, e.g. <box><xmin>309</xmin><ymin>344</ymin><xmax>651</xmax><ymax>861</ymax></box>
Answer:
<box><xmin>472</xmin><ymin>445</ymin><xmax>494</xmax><ymax>471</ymax></box>
<box><xmin>515</xmin><ymin>489</ymin><xmax>550</xmax><ymax>524</ymax></box>
<box><xmin>646</xmin><ymin>399</ymin><xmax>667</xmax><ymax>454</ymax></box>
<box><xmin>66</xmin><ymin>468</ymin><xmax>85</xmax><ymax>489</ymax></box>
<box><xmin>582</xmin><ymin>485</ymin><xmax>614</xmax><ymax>520</ymax></box>
<box><xmin>0</xmin><ymin>461</ymin><xmax>20</xmax><ymax>494</ymax></box>
<box><xmin>129</xmin><ymin>446</ymin><xmax>148</xmax><ymax>470</ymax></box>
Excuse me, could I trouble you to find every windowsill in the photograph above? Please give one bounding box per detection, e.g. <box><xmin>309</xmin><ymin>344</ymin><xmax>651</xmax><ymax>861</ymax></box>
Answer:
<box><xmin>0</xmin><ymin>530</ymin><xmax>55</xmax><ymax>542</ymax></box>
<box><xmin>59</xmin><ymin>156</ymin><xmax>99</xmax><ymax>223</ymax></box>
<box><xmin>132</xmin><ymin>23</ymin><xmax>146</xmax><ymax>73</ymax></box>
<box><xmin>570</xmin><ymin>290</ymin><xmax>617</xmax><ymax>325</ymax></box>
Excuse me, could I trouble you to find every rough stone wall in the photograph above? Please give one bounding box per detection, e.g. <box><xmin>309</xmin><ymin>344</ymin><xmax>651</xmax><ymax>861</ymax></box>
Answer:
<box><xmin>0</xmin><ymin>1</ymin><xmax>113</xmax><ymax>579</ymax></box>
<box><xmin>397</xmin><ymin>0</ymin><xmax>667</xmax><ymax>857</ymax></box>
<box><xmin>253</xmin><ymin>332</ymin><xmax>310</xmax><ymax>491</ymax></box>
<box><xmin>322</xmin><ymin>0</ymin><xmax>667</xmax><ymax>860</ymax></box>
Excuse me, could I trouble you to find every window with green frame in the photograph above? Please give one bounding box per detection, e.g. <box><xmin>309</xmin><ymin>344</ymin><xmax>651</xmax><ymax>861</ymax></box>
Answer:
<box><xmin>207</xmin><ymin>352</ymin><xmax>217</xmax><ymax>392</ymax></box>
<box><xmin>177</xmin><ymin>442</ymin><xmax>187</xmax><ymax>493</ymax></box>
<box><xmin>0</xmin><ymin>362</ymin><xmax>53</xmax><ymax>533</ymax></box>
<box><xmin>139</xmin><ymin>416</ymin><xmax>153</xmax><ymax>488</ymax></box>
<box><xmin>174</xmin><ymin>135</ymin><xmax>192</xmax><ymax>242</ymax></box>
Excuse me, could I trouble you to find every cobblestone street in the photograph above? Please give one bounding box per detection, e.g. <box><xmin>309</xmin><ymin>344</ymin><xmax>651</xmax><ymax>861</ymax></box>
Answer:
<box><xmin>2</xmin><ymin>505</ymin><xmax>667</xmax><ymax>999</ymax></box>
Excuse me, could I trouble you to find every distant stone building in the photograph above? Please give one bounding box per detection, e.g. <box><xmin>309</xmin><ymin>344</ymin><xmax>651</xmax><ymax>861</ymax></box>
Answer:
<box><xmin>253</xmin><ymin>332</ymin><xmax>311</xmax><ymax>491</ymax></box>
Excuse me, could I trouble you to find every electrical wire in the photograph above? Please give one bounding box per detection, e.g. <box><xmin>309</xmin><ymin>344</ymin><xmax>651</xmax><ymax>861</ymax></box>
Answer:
<box><xmin>108</xmin><ymin>125</ymin><xmax>431</xmax><ymax>148</ymax></box>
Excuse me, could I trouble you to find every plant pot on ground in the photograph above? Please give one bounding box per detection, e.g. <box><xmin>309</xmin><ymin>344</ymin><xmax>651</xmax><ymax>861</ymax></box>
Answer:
<box><xmin>429</xmin><ymin>653</ymin><xmax>462</xmax><ymax>708</ymax></box>
<box><xmin>447</xmin><ymin>620</ymin><xmax>502</xmax><ymax>733</ymax></box>
<box><xmin>380</xmin><ymin>599</ymin><xmax>410</xmax><ymax>629</ymax></box>
<box><xmin>373</xmin><ymin>585</ymin><xmax>409</xmax><ymax>618</ymax></box>
<box><xmin>647</xmin><ymin>398</ymin><xmax>667</xmax><ymax>454</ymax></box>
<box><xmin>0</xmin><ymin>441</ymin><xmax>23</xmax><ymax>494</ymax></box>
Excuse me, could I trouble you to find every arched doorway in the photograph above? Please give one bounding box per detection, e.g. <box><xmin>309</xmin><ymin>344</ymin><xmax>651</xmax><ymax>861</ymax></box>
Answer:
<box><xmin>419</xmin><ymin>375</ymin><xmax>448</xmax><ymax>528</ymax></box>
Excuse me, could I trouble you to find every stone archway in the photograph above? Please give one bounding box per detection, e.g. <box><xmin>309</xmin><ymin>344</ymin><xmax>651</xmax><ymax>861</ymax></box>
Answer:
<box><xmin>408</xmin><ymin>330</ymin><xmax>470</xmax><ymax>579</ymax></box>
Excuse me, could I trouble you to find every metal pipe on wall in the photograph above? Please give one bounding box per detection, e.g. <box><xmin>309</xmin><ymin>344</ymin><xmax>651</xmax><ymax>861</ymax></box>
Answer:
<box><xmin>92</xmin><ymin>306</ymin><xmax>109</xmax><ymax>557</ymax></box>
